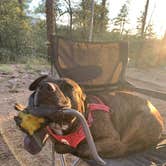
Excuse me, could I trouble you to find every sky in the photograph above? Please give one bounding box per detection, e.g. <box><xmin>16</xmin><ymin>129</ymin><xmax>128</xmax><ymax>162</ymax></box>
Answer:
<box><xmin>29</xmin><ymin>0</ymin><xmax>166</xmax><ymax>38</ymax></box>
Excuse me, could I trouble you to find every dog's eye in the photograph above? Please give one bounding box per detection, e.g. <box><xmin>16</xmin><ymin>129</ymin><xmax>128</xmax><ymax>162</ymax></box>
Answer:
<box><xmin>46</xmin><ymin>83</ymin><xmax>56</xmax><ymax>92</ymax></box>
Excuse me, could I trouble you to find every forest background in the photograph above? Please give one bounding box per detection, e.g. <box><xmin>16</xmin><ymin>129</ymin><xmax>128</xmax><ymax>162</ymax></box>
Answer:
<box><xmin>0</xmin><ymin>0</ymin><xmax>166</xmax><ymax>67</ymax></box>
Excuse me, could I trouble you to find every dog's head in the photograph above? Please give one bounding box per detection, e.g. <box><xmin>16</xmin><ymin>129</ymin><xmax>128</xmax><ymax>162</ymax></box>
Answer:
<box><xmin>28</xmin><ymin>76</ymin><xmax>86</xmax><ymax>132</ymax></box>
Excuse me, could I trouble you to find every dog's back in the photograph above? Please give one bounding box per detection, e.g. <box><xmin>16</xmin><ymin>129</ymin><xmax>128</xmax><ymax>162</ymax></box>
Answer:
<box><xmin>88</xmin><ymin>91</ymin><xmax>164</xmax><ymax>157</ymax></box>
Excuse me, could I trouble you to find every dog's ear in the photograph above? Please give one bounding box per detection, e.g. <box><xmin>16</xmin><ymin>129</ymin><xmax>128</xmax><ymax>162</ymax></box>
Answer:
<box><xmin>60</xmin><ymin>78</ymin><xmax>86</xmax><ymax>114</ymax></box>
<box><xmin>60</xmin><ymin>78</ymin><xmax>86</xmax><ymax>101</ymax></box>
<box><xmin>29</xmin><ymin>75</ymin><xmax>48</xmax><ymax>91</ymax></box>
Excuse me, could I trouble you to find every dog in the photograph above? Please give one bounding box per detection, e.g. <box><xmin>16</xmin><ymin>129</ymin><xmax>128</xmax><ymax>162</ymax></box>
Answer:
<box><xmin>16</xmin><ymin>75</ymin><xmax>164</xmax><ymax>159</ymax></box>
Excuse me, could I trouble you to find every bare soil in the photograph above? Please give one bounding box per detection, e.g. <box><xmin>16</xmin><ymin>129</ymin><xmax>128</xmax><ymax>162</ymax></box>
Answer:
<box><xmin>0</xmin><ymin>134</ymin><xmax>20</xmax><ymax>166</ymax></box>
<box><xmin>0</xmin><ymin>64</ymin><xmax>166</xmax><ymax>166</ymax></box>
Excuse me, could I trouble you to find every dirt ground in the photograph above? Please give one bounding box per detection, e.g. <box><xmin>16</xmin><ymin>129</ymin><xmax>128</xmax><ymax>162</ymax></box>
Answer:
<box><xmin>0</xmin><ymin>64</ymin><xmax>166</xmax><ymax>166</ymax></box>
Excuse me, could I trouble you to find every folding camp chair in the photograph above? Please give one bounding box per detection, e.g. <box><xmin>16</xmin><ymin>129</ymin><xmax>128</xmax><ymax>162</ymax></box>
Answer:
<box><xmin>54</xmin><ymin>36</ymin><xmax>128</xmax><ymax>91</ymax></box>
<box><xmin>50</xmin><ymin>36</ymin><xmax>166</xmax><ymax>166</ymax></box>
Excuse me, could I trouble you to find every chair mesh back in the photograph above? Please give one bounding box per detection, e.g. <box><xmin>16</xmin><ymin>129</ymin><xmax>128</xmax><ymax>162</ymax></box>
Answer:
<box><xmin>54</xmin><ymin>36</ymin><xmax>128</xmax><ymax>88</ymax></box>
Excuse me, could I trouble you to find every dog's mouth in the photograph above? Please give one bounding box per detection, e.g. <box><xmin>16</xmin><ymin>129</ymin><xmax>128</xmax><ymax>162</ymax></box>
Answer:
<box><xmin>49</xmin><ymin>116</ymin><xmax>77</xmax><ymax>135</ymax></box>
<box><xmin>49</xmin><ymin>122</ymin><xmax>69</xmax><ymax>135</ymax></box>
<box><xmin>49</xmin><ymin>123</ymin><xmax>62</xmax><ymax>135</ymax></box>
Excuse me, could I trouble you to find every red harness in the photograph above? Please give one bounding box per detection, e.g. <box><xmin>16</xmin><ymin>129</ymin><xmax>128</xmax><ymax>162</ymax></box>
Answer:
<box><xmin>46</xmin><ymin>96</ymin><xmax>110</xmax><ymax>148</ymax></box>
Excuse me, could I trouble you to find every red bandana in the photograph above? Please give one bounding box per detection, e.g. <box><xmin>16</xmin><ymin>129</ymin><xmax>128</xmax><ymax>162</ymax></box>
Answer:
<box><xmin>46</xmin><ymin>96</ymin><xmax>110</xmax><ymax>148</ymax></box>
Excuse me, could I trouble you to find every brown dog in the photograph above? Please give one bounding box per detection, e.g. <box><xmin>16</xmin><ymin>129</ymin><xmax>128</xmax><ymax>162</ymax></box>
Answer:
<box><xmin>23</xmin><ymin>75</ymin><xmax>164</xmax><ymax>159</ymax></box>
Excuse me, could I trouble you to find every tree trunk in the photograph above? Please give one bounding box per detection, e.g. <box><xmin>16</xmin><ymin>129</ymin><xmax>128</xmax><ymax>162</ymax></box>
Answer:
<box><xmin>141</xmin><ymin>0</ymin><xmax>150</xmax><ymax>38</ymax></box>
<box><xmin>100</xmin><ymin>0</ymin><xmax>107</xmax><ymax>32</ymax></box>
<box><xmin>18</xmin><ymin>0</ymin><xmax>22</xmax><ymax>4</ymax></box>
<box><xmin>68</xmin><ymin>0</ymin><xmax>72</xmax><ymax>33</ymax></box>
<box><xmin>18</xmin><ymin>0</ymin><xmax>23</xmax><ymax>16</ymax></box>
<box><xmin>89</xmin><ymin>0</ymin><xmax>95</xmax><ymax>41</ymax></box>
<box><xmin>120</xmin><ymin>21</ymin><xmax>125</xmax><ymax>39</ymax></box>
<box><xmin>135</xmin><ymin>0</ymin><xmax>150</xmax><ymax>67</ymax></box>
<box><xmin>45</xmin><ymin>0</ymin><xmax>56</xmax><ymax>75</ymax></box>
<box><xmin>18</xmin><ymin>0</ymin><xmax>23</xmax><ymax>6</ymax></box>
<box><xmin>81</xmin><ymin>0</ymin><xmax>86</xmax><ymax>38</ymax></box>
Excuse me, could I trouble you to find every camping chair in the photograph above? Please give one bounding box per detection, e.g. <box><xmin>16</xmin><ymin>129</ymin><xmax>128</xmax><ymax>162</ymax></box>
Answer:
<box><xmin>50</xmin><ymin>36</ymin><xmax>166</xmax><ymax>166</ymax></box>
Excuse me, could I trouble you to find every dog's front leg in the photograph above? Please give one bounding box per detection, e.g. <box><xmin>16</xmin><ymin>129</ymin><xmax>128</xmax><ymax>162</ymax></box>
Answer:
<box><xmin>75</xmin><ymin>138</ymin><xmax>124</xmax><ymax>159</ymax></box>
<box><xmin>52</xmin><ymin>139</ymin><xmax>76</xmax><ymax>154</ymax></box>
<box><xmin>75</xmin><ymin>140</ymin><xmax>105</xmax><ymax>159</ymax></box>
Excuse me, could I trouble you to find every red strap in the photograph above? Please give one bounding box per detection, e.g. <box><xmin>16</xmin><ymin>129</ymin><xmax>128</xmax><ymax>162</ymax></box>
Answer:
<box><xmin>46</xmin><ymin>96</ymin><xmax>110</xmax><ymax>148</ymax></box>
<box><xmin>87</xmin><ymin>103</ymin><xmax>110</xmax><ymax>112</ymax></box>
<box><xmin>46</xmin><ymin>126</ymin><xmax>85</xmax><ymax>148</ymax></box>
<box><xmin>87</xmin><ymin>103</ymin><xmax>110</xmax><ymax>125</ymax></box>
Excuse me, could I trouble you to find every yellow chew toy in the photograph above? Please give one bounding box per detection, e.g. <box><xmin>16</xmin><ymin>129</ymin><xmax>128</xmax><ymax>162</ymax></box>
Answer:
<box><xmin>15</xmin><ymin>103</ymin><xmax>45</xmax><ymax>135</ymax></box>
<box><xmin>18</xmin><ymin>112</ymin><xmax>45</xmax><ymax>135</ymax></box>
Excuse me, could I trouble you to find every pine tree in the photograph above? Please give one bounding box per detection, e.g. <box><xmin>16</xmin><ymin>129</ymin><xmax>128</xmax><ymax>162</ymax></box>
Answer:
<box><xmin>73</xmin><ymin>0</ymin><xmax>109</xmax><ymax>38</ymax></box>
<box><xmin>0</xmin><ymin>0</ymin><xmax>32</xmax><ymax>62</ymax></box>
<box><xmin>113</xmin><ymin>3</ymin><xmax>129</xmax><ymax>39</ymax></box>
<box><xmin>136</xmin><ymin>11</ymin><xmax>155</xmax><ymax>39</ymax></box>
<box><xmin>136</xmin><ymin>11</ymin><xmax>144</xmax><ymax>38</ymax></box>
<box><xmin>145</xmin><ymin>24</ymin><xmax>155</xmax><ymax>39</ymax></box>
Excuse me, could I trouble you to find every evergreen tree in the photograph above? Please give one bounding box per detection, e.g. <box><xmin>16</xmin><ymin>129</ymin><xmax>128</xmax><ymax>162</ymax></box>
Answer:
<box><xmin>136</xmin><ymin>11</ymin><xmax>144</xmax><ymax>38</ymax></box>
<box><xmin>141</xmin><ymin>0</ymin><xmax>150</xmax><ymax>38</ymax></box>
<box><xmin>145</xmin><ymin>24</ymin><xmax>155</xmax><ymax>39</ymax></box>
<box><xmin>136</xmin><ymin>11</ymin><xmax>155</xmax><ymax>39</ymax></box>
<box><xmin>0</xmin><ymin>0</ymin><xmax>32</xmax><ymax>62</ymax></box>
<box><xmin>73</xmin><ymin>0</ymin><xmax>109</xmax><ymax>39</ymax></box>
<box><xmin>112</xmin><ymin>2</ymin><xmax>129</xmax><ymax>39</ymax></box>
